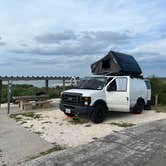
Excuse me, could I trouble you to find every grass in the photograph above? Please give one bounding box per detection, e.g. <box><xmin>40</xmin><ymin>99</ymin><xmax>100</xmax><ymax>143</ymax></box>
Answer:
<box><xmin>154</xmin><ymin>106</ymin><xmax>166</xmax><ymax>113</ymax></box>
<box><xmin>110</xmin><ymin>122</ymin><xmax>135</xmax><ymax>127</ymax></box>
<box><xmin>20</xmin><ymin>121</ymin><xmax>27</xmax><ymax>124</ymax></box>
<box><xmin>69</xmin><ymin>116</ymin><xmax>89</xmax><ymax>124</ymax></box>
<box><xmin>10</xmin><ymin>112</ymin><xmax>42</xmax><ymax>121</ymax></box>
<box><xmin>40</xmin><ymin>145</ymin><xmax>64</xmax><ymax>155</ymax></box>
<box><xmin>41</xmin><ymin>121</ymin><xmax>52</xmax><ymax>124</ymax></box>
<box><xmin>34</xmin><ymin>131</ymin><xmax>43</xmax><ymax>135</ymax></box>
<box><xmin>28</xmin><ymin>145</ymin><xmax>65</xmax><ymax>161</ymax></box>
<box><xmin>85</xmin><ymin>124</ymin><xmax>91</xmax><ymax>127</ymax></box>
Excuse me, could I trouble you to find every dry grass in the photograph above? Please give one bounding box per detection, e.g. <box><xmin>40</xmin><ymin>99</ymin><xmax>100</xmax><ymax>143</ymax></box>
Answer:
<box><xmin>69</xmin><ymin>117</ymin><xmax>89</xmax><ymax>124</ymax></box>
<box><xmin>27</xmin><ymin>145</ymin><xmax>65</xmax><ymax>161</ymax></box>
<box><xmin>154</xmin><ymin>106</ymin><xmax>166</xmax><ymax>113</ymax></box>
<box><xmin>109</xmin><ymin>122</ymin><xmax>135</xmax><ymax>127</ymax></box>
<box><xmin>10</xmin><ymin>112</ymin><xmax>42</xmax><ymax>121</ymax></box>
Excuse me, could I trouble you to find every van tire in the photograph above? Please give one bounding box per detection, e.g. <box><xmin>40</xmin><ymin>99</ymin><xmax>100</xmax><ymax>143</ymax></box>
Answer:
<box><xmin>133</xmin><ymin>99</ymin><xmax>144</xmax><ymax>114</ymax></box>
<box><xmin>91</xmin><ymin>104</ymin><xmax>107</xmax><ymax>123</ymax></box>
<box><xmin>144</xmin><ymin>104</ymin><xmax>151</xmax><ymax>110</ymax></box>
<box><xmin>144</xmin><ymin>101</ymin><xmax>151</xmax><ymax>110</ymax></box>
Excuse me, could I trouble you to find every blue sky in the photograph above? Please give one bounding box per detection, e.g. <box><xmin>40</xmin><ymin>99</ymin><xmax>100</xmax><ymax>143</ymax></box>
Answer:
<box><xmin>0</xmin><ymin>0</ymin><xmax>166</xmax><ymax>77</ymax></box>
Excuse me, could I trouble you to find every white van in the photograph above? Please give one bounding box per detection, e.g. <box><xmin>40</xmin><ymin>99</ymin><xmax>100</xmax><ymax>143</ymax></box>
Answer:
<box><xmin>60</xmin><ymin>75</ymin><xmax>151</xmax><ymax>123</ymax></box>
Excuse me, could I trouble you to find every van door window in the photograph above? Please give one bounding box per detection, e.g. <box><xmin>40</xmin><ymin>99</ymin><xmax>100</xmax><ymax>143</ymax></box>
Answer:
<box><xmin>106</xmin><ymin>77</ymin><xmax>113</xmax><ymax>85</ymax></box>
<box><xmin>107</xmin><ymin>80</ymin><xmax>117</xmax><ymax>91</ymax></box>
<box><xmin>116</xmin><ymin>78</ymin><xmax>127</xmax><ymax>91</ymax></box>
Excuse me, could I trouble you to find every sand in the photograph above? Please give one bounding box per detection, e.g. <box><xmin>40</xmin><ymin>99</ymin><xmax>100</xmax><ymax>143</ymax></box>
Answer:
<box><xmin>15</xmin><ymin>109</ymin><xmax>166</xmax><ymax>148</ymax></box>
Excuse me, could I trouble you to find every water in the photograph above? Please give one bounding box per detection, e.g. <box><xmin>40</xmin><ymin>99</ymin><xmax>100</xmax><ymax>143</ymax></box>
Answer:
<box><xmin>3</xmin><ymin>80</ymin><xmax>64</xmax><ymax>88</ymax></box>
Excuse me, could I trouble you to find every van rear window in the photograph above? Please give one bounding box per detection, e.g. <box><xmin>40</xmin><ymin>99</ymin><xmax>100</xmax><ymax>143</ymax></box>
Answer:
<box><xmin>145</xmin><ymin>80</ymin><xmax>151</xmax><ymax>89</ymax></box>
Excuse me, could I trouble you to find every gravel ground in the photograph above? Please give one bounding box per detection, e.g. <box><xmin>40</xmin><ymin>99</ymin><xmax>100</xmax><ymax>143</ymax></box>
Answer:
<box><xmin>13</xmin><ymin>109</ymin><xmax>166</xmax><ymax>148</ymax></box>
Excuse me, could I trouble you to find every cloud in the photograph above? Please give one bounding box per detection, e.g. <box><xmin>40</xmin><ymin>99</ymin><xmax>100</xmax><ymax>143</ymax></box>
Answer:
<box><xmin>0</xmin><ymin>42</ymin><xmax>6</xmax><ymax>46</ymax></box>
<box><xmin>11</xmin><ymin>30</ymin><xmax>131</xmax><ymax>55</ymax></box>
<box><xmin>35</xmin><ymin>30</ymin><xmax>77</xmax><ymax>43</ymax></box>
<box><xmin>129</xmin><ymin>39</ymin><xmax>166</xmax><ymax>62</ymax></box>
<box><xmin>0</xmin><ymin>36</ymin><xmax>6</xmax><ymax>46</ymax></box>
<box><xmin>6</xmin><ymin>54</ymin><xmax>99</xmax><ymax>66</ymax></box>
<box><xmin>0</xmin><ymin>0</ymin><xmax>166</xmax><ymax>76</ymax></box>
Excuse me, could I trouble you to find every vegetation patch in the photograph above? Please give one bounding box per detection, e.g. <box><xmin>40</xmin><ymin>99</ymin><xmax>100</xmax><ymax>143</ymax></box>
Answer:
<box><xmin>110</xmin><ymin>122</ymin><xmax>135</xmax><ymax>127</ymax></box>
<box><xmin>155</xmin><ymin>106</ymin><xmax>166</xmax><ymax>113</ymax></box>
<box><xmin>149</xmin><ymin>76</ymin><xmax>166</xmax><ymax>106</ymax></box>
<box><xmin>10</xmin><ymin>112</ymin><xmax>42</xmax><ymax>121</ymax></box>
<box><xmin>28</xmin><ymin>145</ymin><xmax>65</xmax><ymax>161</ymax></box>
<box><xmin>9</xmin><ymin>114</ymin><xmax>23</xmax><ymax>122</ymax></box>
<box><xmin>92</xmin><ymin>137</ymin><xmax>98</xmax><ymax>140</ymax></box>
<box><xmin>20</xmin><ymin>121</ymin><xmax>27</xmax><ymax>124</ymax></box>
<box><xmin>85</xmin><ymin>124</ymin><xmax>91</xmax><ymax>127</ymax></box>
<box><xmin>69</xmin><ymin>117</ymin><xmax>89</xmax><ymax>124</ymax></box>
<box><xmin>30</xmin><ymin>124</ymin><xmax>34</xmax><ymax>128</ymax></box>
<box><xmin>41</xmin><ymin>121</ymin><xmax>52</xmax><ymax>124</ymax></box>
<box><xmin>1</xmin><ymin>84</ymin><xmax>72</xmax><ymax>104</ymax></box>
<box><xmin>34</xmin><ymin>131</ymin><xmax>43</xmax><ymax>135</ymax></box>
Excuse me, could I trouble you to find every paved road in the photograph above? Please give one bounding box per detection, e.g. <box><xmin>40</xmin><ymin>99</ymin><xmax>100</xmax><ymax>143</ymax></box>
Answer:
<box><xmin>24</xmin><ymin>119</ymin><xmax>166</xmax><ymax>166</ymax></box>
<box><xmin>0</xmin><ymin>115</ymin><xmax>53</xmax><ymax>165</ymax></box>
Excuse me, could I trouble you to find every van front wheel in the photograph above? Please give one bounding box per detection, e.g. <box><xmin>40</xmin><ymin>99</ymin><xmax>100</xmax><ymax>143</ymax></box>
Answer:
<box><xmin>91</xmin><ymin>104</ymin><xmax>107</xmax><ymax>123</ymax></box>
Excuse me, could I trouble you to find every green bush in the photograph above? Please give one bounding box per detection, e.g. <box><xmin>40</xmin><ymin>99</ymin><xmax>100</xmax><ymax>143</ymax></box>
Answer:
<box><xmin>0</xmin><ymin>84</ymin><xmax>68</xmax><ymax>103</ymax></box>
<box><xmin>149</xmin><ymin>76</ymin><xmax>166</xmax><ymax>105</ymax></box>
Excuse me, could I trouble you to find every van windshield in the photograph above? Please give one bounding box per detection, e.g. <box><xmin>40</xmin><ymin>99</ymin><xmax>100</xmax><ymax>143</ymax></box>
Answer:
<box><xmin>77</xmin><ymin>77</ymin><xmax>106</xmax><ymax>90</ymax></box>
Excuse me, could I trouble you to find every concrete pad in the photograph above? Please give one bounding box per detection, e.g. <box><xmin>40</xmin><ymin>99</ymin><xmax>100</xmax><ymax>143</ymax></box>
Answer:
<box><xmin>0</xmin><ymin>115</ymin><xmax>53</xmax><ymax>165</ymax></box>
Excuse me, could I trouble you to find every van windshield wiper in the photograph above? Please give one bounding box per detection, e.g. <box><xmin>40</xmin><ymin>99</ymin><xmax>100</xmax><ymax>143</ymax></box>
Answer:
<box><xmin>83</xmin><ymin>87</ymin><xmax>96</xmax><ymax>90</ymax></box>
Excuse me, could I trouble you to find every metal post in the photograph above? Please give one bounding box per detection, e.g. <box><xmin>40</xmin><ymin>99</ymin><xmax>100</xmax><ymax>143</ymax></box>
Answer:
<box><xmin>62</xmin><ymin>78</ymin><xmax>65</xmax><ymax>91</ymax></box>
<box><xmin>0</xmin><ymin>80</ymin><xmax>2</xmax><ymax>108</ymax></box>
<box><xmin>45</xmin><ymin>79</ymin><xmax>49</xmax><ymax>93</ymax></box>
<box><xmin>7</xmin><ymin>80</ymin><xmax>12</xmax><ymax>114</ymax></box>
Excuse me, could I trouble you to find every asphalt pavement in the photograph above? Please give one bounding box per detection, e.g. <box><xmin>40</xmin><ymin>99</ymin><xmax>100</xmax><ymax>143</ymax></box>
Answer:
<box><xmin>0</xmin><ymin>115</ymin><xmax>53</xmax><ymax>165</ymax></box>
<box><xmin>23</xmin><ymin>119</ymin><xmax>166</xmax><ymax>166</ymax></box>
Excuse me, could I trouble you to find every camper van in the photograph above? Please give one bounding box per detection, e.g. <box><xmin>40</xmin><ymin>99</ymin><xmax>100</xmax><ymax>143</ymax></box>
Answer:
<box><xmin>60</xmin><ymin>51</ymin><xmax>151</xmax><ymax>123</ymax></box>
<box><xmin>60</xmin><ymin>76</ymin><xmax>151</xmax><ymax>123</ymax></box>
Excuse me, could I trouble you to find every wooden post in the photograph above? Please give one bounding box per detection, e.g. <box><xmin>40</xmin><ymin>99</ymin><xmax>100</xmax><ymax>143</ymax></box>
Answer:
<box><xmin>45</xmin><ymin>79</ymin><xmax>49</xmax><ymax>93</ymax></box>
<box><xmin>62</xmin><ymin>78</ymin><xmax>65</xmax><ymax>91</ymax></box>
<box><xmin>0</xmin><ymin>80</ymin><xmax>2</xmax><ymax>108</ymax></box>
<box><xmin>155</xmin><ymin>94</ymin><xmax>158</xmax><ymax>111</ymax></box>
<box><xmin>7</xmin><ymin>80</ymin><xmax>12</xmax><ymax>114</ymax></box>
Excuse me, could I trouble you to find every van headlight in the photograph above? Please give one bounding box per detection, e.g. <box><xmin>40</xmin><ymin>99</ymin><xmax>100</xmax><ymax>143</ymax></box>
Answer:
<box><xmin>82</xmin><ymin>97</ymin><xmax>91</xmax><ymax>106</ymax></box>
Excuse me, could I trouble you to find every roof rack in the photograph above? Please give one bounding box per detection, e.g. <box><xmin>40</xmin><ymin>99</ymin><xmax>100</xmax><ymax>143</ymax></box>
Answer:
<box><xmin>105</xmin><ymin>72</ymin><xmax>144</xmax><ymax>79</ymax></box>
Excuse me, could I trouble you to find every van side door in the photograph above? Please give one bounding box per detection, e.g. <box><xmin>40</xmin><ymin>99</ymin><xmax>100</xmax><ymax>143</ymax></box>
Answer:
<box><xmin>105</xmin><ymin>77</ymin><xmax>130</xmax><ymax>112</ymax></box>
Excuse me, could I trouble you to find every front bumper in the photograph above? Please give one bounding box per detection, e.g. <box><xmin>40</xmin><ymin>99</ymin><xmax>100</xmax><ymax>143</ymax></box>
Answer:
<box><xmin>59</xmin><ymin>103</ymin><xmax>93</xmax><ymax>115</ymax></box>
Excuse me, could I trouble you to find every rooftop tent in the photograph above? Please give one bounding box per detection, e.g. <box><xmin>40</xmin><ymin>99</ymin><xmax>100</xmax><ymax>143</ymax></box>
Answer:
<box><xmin>91</xmin><ymin>51</ymin><xmax>142</xmax><ymax>75</ymax></box>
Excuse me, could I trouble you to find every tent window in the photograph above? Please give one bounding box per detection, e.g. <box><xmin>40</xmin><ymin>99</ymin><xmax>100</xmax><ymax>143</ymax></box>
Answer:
<box><xmin>102</xmin><ymin>59</ymin><xmax>110</xmax><ymax>69</ymax></box>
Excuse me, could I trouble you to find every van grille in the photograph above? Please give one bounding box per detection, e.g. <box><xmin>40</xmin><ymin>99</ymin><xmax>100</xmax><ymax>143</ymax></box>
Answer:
<box><xmin>61</xmin><ymin>93</ymin><xmax>82</xmax><ymax>106</ymax></box>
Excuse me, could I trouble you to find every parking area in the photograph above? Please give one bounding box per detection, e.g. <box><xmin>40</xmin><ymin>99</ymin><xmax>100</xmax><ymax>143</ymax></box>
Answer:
<box><xmin>10</xmin><ymin>108</ymin><xmax>166</xmax><ymax>148</ymax></box>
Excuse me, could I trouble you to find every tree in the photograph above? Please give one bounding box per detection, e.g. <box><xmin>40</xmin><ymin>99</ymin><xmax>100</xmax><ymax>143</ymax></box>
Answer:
<box><xmin>149</xmin><ymin>75</ymin><xmax>162</xmax><ymax>108</ymax></box>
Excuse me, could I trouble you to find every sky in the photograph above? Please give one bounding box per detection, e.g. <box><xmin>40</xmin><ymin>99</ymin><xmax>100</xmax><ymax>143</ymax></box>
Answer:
<box><xmin>0</xmin><ymin>0</ymin><xmax>166</xmax><ymax>77</ymax></box>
